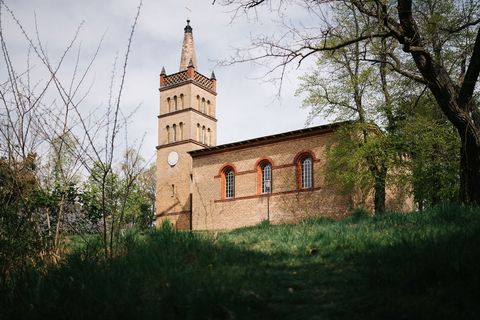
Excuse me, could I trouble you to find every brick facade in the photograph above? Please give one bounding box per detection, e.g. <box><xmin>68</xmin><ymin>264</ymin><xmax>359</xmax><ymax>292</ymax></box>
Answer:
<box><xmin>188</xmin><ymin>125</ymin><xmax>413</xmax><ymax>230</ymax></box>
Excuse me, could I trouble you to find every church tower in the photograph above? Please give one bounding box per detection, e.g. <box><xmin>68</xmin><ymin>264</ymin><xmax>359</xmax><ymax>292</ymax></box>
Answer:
<box><xmin>155</xmin><ymin>20</ymin><xmax>217</xmax><ymax>229</ymax></box>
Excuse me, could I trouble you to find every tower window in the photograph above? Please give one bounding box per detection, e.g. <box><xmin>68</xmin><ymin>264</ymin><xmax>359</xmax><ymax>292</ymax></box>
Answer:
<box><xmin>201</xmin><ymin>98</ymin><xmax>206</xmax><ymax>113</ymax></box>
<box><xmin>174</xmin><ymin>96</ymin><xmax>178</xmax><ymax>111</ymax></box>
<box><xmin>167</xmin><ymin>98</ymin><xmax>172</xmax><ymax>112</ymax></box>
<box><xmin>207</xmin><ymin>128</ymin><xmax>211</xmax><ymax>146</ymax></box>
<box><xmin>180</xmin><ymin>94</ymin><xmax>184</xmax><ymax>109</ymax></box>
<box><xmin>166</xmin><ymin>125</ymin><xmax>170</xmax><ymax>143</ymax></box>
<box><xmin>172</xmin><ymin>124</ymin><xmax>177</xmax><ymax>142</ymax></box>
<box><xmin>196</xmin><ymin>123</ymin><xmax>200</xmax><ymax>141</ymax></box>
<box><xmin>207</xmin><ymin>100</ymin><xmax>211</xmax><ymax>115</ymax></box>
<box><xmin>179</xmin><ymin>122</ymin><xmax>183</xmax><ymax>141</ymax></box>
<box><xmin>196</xmin><ymin>95</ymin><xmax>200</xmax><ymax>110</ymax></box>
<box><xmin>202</xmin><ymin>126</ymin><xmax>206</xmax><ymax>144</ymax></box>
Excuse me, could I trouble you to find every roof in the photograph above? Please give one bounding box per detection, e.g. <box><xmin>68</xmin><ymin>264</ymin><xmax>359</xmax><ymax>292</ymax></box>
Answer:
<box><xmin>188</xmin><ymin>121</ymin><xmax>351</xmax><ymax>157</ymax></box>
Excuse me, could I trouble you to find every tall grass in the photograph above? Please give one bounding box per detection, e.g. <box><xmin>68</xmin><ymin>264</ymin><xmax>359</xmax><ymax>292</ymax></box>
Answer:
<box><xmin>1</xmin><ymin>205</ymin><xmax>479</xmax><ymax>319</ymax></box>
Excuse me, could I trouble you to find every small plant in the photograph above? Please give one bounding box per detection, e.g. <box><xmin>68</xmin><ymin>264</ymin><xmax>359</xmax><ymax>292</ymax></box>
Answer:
<box><xmin>351</xmin><ymin>207</ymin><xmax>371</xmax><ymax>220</ymax></box>
<box><xmin>258</xmin><ymin>219</ymin><xmax>271</xmax><ymax>228</ymax></box>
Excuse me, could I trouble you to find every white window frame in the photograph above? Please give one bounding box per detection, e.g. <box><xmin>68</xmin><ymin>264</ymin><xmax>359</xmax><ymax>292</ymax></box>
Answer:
<box><xmin>301</xmin><ymin>157</ymin><xmax>313</xmax><ymax>189</ymax></box>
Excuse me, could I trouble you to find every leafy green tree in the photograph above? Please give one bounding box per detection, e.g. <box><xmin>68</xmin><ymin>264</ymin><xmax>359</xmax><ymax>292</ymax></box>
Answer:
<box><xmin>80</xmin><ymin>153</ymin><xmax>154</xmax><ymax>255</ymax></box>
<box><xmin>297</xmin><ymin>2</ymin><xmax>405</xmax><ymax>213</ymax></box>
<box><xmin>400</xmin><ymin>96</ymin><xmax>461</xmax><ymax>209</ymax></box>
<box><xmin>137</xmin><ymin>163</ymin><xmax>156</xmax><ymax>223</ymax></box>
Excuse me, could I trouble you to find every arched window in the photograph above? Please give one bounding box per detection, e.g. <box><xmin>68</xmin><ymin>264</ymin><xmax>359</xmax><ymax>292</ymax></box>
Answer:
<box><xmin>223</xmin><ymin>168</ymin><xmax>235</xmax><ymax>199</ymax></box>
<box><xmin>295</xmin><ymin>152</ymin><xmax>315</xmax><ymax>190</ymax></box>
<box><xmin>201</xmin><ymin>98</ymin><xmax>206</xmax><ymax>113</ymax></box>
<box><xmin>196</xmin><ymin>123</ymin><xmax>200</xmax><ymax>141</ymax></box>
<box><xmin>207</xmin><ymin>128</ymin><xmax>211</xmax><ymax>146</ymax></box>
<box><xmin>301</xmin><ymin>157</ymin><xmax>313</xmax><ymax>189</ymax></box>
<box><xmin>179</xmin><ymin>122</ymin><xmax>183</xmax><ymax>141</ymax></box>
<box><xmin>202</xmin><ymin>126</ymin><xmax>206</xmax><ymax>144</ymax></box>
<box><xmin>196</xmin><ymin>95</ymin><xmax>200</xmax><ymax>109</ymax></box>
<box><xmin>207</xmin><ymin>101</ymin><xmax>211</xmax><ymax>115</ymax></box>
<box><xmin>166</xmin><ymin>125</ymin><xmax>170</xmax><ymax>143</ymax></box>
<box><xmin>167</xmin><ymin>98</ymin><xmax>171</xmax><ymax>112</ymax></box>
<box><xmin>261</xmin><ymin>162</ymin><xmax>272</xmax><ymax>193</ymax></box>
<box><xmin>173</xmin><ymin>96</ymin><xmax>178</xmax><ymax>111</ymax></box>
<box><xmin>180</xmin><ymin>94</ymin><xmax>184</xmax><ymax>109</ymax></box>
<box><xmin>172</xmin><ymin>124</ymin><xmax>177</xmax><ymax>142</ymax></box>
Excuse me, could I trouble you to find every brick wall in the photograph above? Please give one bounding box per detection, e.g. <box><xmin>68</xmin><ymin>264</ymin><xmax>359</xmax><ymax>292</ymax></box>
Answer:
<box><xmin>191</xmin><ymin>130</ymin><xmax>351</xmax><ymax>230</ymax></box>
<box><xmin>190</xmin><ymin>128</ymin><xmax>413</xmax><ymax>230</ymax></box>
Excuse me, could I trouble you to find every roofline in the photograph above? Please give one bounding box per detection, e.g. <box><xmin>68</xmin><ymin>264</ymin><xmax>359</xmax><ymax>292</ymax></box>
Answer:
<box><xmin>188</xmin><ymin>121</ymin><xmax>352</xmax><ymax>158</ymax></box>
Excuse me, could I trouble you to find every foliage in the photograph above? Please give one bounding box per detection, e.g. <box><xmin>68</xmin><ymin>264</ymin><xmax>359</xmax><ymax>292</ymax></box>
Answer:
<box><xmin>325</xmin><ymin>124</ymin><xmax>394</xmax><ymax>197</ymax></box>
<box><xmin>297</xmin><ymin>1</ymin><xmax>462</xmax><ymax>210</ymax></box>
<box><xmin>296</xmin><ymin>2</ymin><xmax>410</xmax><ymax>213</ymax></box>
<box><xmin>0</xmin><ymin>155</ymin><xmax>44</xmax><ymax>286</ymax></box>
<box><xmin>399</xmin><ymin>96</ymin><xmax>461</xmax><ymax>208</ymax></box>
<box><xmin>2</xmin><ymin>205</ymin><xmax>480</xmax><ymax>319</ymax></box>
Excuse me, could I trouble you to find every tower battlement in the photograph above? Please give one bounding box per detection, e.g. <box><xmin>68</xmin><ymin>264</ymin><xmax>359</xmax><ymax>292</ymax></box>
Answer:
<box><xmin>160</xmin><ymin>69</ymin><xmax>216</xmax><ymax>94</ymax></box>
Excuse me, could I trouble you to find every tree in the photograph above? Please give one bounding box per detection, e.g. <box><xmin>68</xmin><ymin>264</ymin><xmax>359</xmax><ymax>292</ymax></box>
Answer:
<box><xmin>0</xmin><ymin>0</ymin><xmax>144</xmax><ymax>265</ymax></box>
<box><xmin>296</xmin><ymin>2</ymin><xmax>398</xmax><ymax>213</ymax></box>
<box><xmin>137</xmin><ymin>163</ymin><xmax>156</xmax><ymax>221</ymax></box>
<box><xmin>215</xmin><ymin>0</ymin><xmax>480</xmax><ymax>204</ymax></box>
<box><xmin>399</xmin><ymin>94</ymin><xmax>461</xmax><ymax>209</ymax></box>
<box><xmin>0</xmin><ymin>154</ymin><xmax>44</xmax><ymax>286</ymax></box>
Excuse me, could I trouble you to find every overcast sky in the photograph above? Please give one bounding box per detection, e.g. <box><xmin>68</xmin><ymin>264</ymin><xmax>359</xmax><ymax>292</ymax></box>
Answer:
<box><xmin>2</xmin><ymin>0</ymin><xmax>324</xmax><ymax>163</ymax></box>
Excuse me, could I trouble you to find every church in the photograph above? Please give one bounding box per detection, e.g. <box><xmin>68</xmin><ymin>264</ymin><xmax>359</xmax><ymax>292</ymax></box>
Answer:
<box><xmin>155</xmin><ymin>21</ymin><xmax>412</xmax><ymax>230</ymax></box>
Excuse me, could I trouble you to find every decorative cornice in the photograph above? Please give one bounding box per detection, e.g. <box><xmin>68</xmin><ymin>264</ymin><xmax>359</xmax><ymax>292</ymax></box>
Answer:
<box><xmin>156</xmin><ymin>139</ymin><xmax>209</xmax><ymax>150</ymax></box>
<box><xmin>158</xmin><ymin>79</ymin><xmax>217</xmax><ymax>96</ymax></box>
<box><xmin>189</xmin><ymin>121</ymin><xmax>351</xmax><ymax>158</ymax></box>
<box><xmin>157</xmin><ymin>107</ymin><xmax>217</xmax><ymax>122</ymax></box>
<box><xmin>159</xmin><ymin>68</ymin><xmax>217</xmax><ymax>95</ymax></box>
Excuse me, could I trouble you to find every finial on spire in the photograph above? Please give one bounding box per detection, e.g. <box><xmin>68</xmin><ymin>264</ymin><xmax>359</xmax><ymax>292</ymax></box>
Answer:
<box><xmin>210</xmin><ymin>71</ymin><xmax>216</xmax><ymax>80</ymax></box>
<box><xmin>184</xmin><ymin>19</ymin><xmax>193</xmax><ymax>33</ymax></box>
<box><xmin>161</xmin><ymin>66</ymin><xmax>166</xmax><ymax>75</ymax></box>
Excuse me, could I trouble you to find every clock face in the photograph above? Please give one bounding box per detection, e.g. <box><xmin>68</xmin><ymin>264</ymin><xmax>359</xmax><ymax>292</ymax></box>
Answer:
<box><xmin>167</xmin><ymin>151</ymin><xmax>179</xmax><ymax>166</ymax></box>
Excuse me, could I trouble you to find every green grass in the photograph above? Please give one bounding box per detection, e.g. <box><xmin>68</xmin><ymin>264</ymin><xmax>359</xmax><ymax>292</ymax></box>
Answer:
<box><xmin>2</xmin><ymin>204</ymin><xmax>480</xmax><ymax>319</ymax></box>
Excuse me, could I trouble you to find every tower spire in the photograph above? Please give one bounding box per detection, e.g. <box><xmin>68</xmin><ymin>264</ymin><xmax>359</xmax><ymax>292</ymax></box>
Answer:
<box><xmin>179</xmin><ymin>19</ymin><xmax>197</xmax><ymax>71</ymax></box>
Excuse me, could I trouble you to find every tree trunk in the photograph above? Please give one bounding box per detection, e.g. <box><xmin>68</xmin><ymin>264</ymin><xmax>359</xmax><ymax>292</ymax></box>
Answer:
<box><xmin>459</xmin><ymin>133</ymin><xmax>480</xmax><ymax>204</ymax></box>
<box><xmin>397</xmin><ymin>0</ymin><xmax>480</xmax><ymax>205</ymax></box>
<box><xmin>373</xmin><ymin>168</ymin><xmax>387</xmax><ymax>214</ymax></box>
<box><xmin>365</xmin><ymin>150</ymin><xmax>387</xmax><ymax>214</ymax></box>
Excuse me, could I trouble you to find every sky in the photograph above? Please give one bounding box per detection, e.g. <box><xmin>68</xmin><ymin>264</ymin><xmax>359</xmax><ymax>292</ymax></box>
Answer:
<box><xmin>2</xmin><ymin>0</ymin><xmax>324</xmax><ymax>164</ymax></box>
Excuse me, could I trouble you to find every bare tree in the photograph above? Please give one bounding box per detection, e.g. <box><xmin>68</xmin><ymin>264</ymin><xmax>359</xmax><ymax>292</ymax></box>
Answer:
<box><xmin>0</xmin><ymin>0</ymin><xmax>144</xmax><ymax>265</ymax></box>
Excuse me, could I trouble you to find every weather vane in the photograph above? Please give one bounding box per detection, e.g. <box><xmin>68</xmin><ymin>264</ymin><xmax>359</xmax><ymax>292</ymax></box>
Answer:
<box><xmin>185</xmin><ymin>1</ymin><xmax>192</xmax><ymax>20</ymax></box>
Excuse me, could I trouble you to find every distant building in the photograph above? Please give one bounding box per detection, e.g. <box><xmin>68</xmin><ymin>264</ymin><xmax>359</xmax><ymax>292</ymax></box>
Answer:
<box><xmin>155</xmin><ymin>21</ymin><xmax>412</xmax><ymax>230</ymax></box>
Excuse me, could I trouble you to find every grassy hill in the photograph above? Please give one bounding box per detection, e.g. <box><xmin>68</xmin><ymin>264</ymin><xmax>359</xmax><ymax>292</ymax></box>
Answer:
<box><xmin>2</xmin><ymin>205</ymin><xmax>480</xmax><ymax>319</ymax></box>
